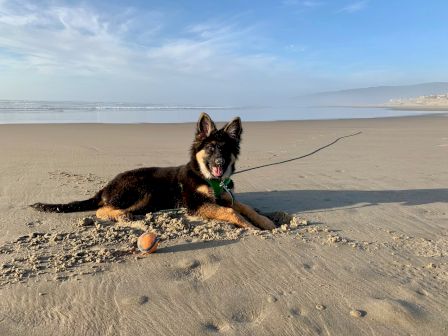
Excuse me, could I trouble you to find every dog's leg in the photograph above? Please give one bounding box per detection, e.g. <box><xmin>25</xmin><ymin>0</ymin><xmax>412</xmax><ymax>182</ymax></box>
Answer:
<box><xmin>195</xmin><ymin>204</ymin><xmax>258</xmax><ymax>230</ymax></box>
<box><xmin>232</xmin><ymin>201</ymin><xmax>276</xmax><ymax>230</ymax></box>
<box><xmin>96</xmin><ymin>205</ymin><xmax>130</xmax><ymax>221</ymax></box>
<box><xmin>125</xmin><ymin>194</ymin><xmax>151</xmax><ymax>214</ymax></box>
<box><xmin>96</xmin><ymin>194</ymin><xmax>151</xmax><ymax>221</ymax></box>
<box><xmin>219</xmin><ymin>193</ymin><xmax>276</xmax><ymax>230</ymax></box>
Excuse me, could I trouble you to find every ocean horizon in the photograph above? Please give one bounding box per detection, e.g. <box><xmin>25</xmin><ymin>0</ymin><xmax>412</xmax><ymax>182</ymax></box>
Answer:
<box><xmin>0</xmin><ymin>100</ymin><xmax>439</xmax><ymax>124</ymax></box>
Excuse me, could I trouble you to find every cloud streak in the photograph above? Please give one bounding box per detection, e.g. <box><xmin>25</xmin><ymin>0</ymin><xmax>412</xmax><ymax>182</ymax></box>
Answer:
<box><xmin>338</xmin><ymin>1</ymin><xmax>369</xmax><ymax>13</ymax></box>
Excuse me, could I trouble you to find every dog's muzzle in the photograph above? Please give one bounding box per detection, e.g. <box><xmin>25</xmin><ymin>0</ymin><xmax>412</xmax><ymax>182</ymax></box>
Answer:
<box><xmin>211</xmin><ymin>158</ymin><xmax>225</xmax><ymax>177</ymax></box>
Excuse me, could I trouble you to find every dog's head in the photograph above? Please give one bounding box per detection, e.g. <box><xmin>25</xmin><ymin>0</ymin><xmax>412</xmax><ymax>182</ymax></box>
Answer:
<box><xmin>191</xmin><ymin>113</ymin><xmax>242</xmax><ymax>180</ymax></box>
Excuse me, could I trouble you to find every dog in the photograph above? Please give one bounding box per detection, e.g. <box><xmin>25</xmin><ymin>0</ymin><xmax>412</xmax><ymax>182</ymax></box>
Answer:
<box><xmin>31</xmin><ymin>113</ymin><xmax>276</xmax><ymax>230</ymax></box>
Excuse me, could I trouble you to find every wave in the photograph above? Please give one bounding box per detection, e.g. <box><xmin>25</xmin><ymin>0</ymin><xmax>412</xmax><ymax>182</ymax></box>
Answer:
<box><xmin>93</xmin><ymin>105</ymin><xmax>236</xmax><ymax>110</ymax></box>
<box><xmin>0</xmin><ymin>100</ymin><xmax>240</xmax><ymax>112</ymax></box>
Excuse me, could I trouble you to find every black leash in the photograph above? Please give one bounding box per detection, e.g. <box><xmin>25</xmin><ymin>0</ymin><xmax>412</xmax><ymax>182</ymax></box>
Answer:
<box><xmin>150</xmin><ymin>131</ymin><xmax>362</xmax><ymax>214</ymax></box>
<box><xmin>234</xmin><ymin>131</ymin><xmax>362</xmax><ymax>175</ymax></box>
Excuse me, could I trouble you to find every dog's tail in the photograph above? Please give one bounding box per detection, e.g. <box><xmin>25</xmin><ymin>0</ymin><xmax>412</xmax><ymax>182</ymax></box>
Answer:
<box><xmin>30</xmin><ymin>191</ymin><xmax>103</xmax><ymax>213</ymax></box>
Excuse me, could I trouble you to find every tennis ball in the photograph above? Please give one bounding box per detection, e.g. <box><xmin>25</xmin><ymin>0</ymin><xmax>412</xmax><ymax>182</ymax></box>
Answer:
<box><xmin>137</xmin><ymin>232</ymin><xmax>159</xmax><ymax>254</ymax></box>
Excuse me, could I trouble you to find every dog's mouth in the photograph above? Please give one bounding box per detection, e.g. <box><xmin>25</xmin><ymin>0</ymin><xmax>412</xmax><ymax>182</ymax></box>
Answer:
<box><xmin>210</xmin><ymin>165</ymin><xmax>224</xmax><ymax>178</ymax></box>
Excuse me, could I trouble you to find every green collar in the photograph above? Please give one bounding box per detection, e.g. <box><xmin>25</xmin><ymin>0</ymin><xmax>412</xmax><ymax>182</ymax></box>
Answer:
<box><xmin>207</xmin><ymin>178</ymin><xmax>232</xmax><ymax>198</ymax></box>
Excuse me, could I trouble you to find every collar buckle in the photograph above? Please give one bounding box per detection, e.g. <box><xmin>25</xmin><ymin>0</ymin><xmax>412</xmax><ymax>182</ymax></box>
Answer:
<box><xmin>207</xmin><ymin>178</ymin><xmax>235</xmax><ymax>205</ymax></box>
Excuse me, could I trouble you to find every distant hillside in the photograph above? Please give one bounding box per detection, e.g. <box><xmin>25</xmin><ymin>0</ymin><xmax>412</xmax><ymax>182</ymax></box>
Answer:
<box><xmin>299</xmin><ymin>82</ymin><xmax>448</xmax><ymax>106</ymax></box>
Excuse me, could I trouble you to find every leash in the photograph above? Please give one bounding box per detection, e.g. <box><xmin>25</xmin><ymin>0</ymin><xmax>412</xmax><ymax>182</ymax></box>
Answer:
<box><xmin>233</xmin><ymin>131</ymin><xmax>362</xmax><ymax>175</ymax></box>
<box><xmin>220</xmin><ymin>180</ymin><xmax>235</xmax><ymax>205</ymax></box>
<box><xmin>151</xmin><ymin>131</ymin><xmax>362</xmax><ymax>214</ymax></box>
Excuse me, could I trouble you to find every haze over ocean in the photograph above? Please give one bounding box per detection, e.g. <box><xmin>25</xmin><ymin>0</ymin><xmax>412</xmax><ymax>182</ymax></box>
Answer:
<box><xmin>0</xmin><ymin>100</ymin><xmax>429</xmax><ymax>124</ymax></box>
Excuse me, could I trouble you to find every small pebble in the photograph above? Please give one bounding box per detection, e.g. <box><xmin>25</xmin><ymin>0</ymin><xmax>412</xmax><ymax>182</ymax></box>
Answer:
<box><xmin>77</xmin><ymin>217</ymin><xmax>95</xmax><ymax>227</ymax></box>
<box><xmin>350</xmin><ymin>309</ymin><xmax>364</xmax><ymax>318</ymax></box>
<box><xmin>138</xmin><ymin>295</ymin><xmax>149</xmax><ymax>305</ymax></box>
<box><xmin>267</xmin><ymin>295</ymin><xmax>278</xmax><ymax>303</ymax></box>
<box><xmin>315</xmin><ymin>304</ymin><xmax>326</xmax><ymax>311</ymax></box>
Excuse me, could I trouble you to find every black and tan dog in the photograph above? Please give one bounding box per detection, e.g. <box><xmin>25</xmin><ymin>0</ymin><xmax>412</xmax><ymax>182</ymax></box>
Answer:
<box><xmin>31</xmin><ymin>113</ymin><xmax>276</xmax><ymax>230</ymax></box>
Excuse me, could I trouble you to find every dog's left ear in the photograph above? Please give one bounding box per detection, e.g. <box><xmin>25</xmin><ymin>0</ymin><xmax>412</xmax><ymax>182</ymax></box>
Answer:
<box><xmin>196</xmin><ymin>113</ymin><xmax>217</xmax><ymax>140</ymax></box>
<box><xmin>223</xmin><ymin>117</ymin><xmax>242</xmax><ymax>141</ymax></box>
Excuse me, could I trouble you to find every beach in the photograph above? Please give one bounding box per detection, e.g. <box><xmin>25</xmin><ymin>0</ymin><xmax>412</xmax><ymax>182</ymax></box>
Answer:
<box><xmin>0</xmin><ymin>114</ymin><xmax>447</xmax><ymax>335</ymax></box>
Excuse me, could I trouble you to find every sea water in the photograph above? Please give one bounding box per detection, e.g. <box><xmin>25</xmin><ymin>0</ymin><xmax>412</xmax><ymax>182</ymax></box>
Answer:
<box><xmin>0</xmin><ymin>100</ymin><xmax>436</xmax><ymax>124</ymax></box>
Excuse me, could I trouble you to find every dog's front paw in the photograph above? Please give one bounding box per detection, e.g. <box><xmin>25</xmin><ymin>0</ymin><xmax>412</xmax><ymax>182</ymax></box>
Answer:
<box><xmin>257</xmin><ymin>215</ymin><xmax>277</xmax><ymax>230</ymax></box>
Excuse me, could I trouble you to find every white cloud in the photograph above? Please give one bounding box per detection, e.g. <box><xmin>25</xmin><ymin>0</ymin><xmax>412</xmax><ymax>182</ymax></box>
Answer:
<box><xmin>0</xmin><ymin>1</ymin><xmax>142</xmax><ymax>75</ymax></box>
<box><xmin>0</xmin><ymin>1</ymin><xmax>285</xmax><ymax>77</ymax></box>
<box><xmin>338</xmin><ymin>1</ymin><xmax>369</xmax><ymax>13</ymax></box>
<box><xmin>144</xmin><ymin>20</ymin><xmax>282</xmax><ymax>80</ymax></box>
<box><xmin>0</xmin><ymin>1</ymin><xmax>307</xmax><ymax>104</ymax></box>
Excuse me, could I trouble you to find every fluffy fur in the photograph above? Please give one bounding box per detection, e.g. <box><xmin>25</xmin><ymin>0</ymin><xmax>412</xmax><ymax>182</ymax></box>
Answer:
<box><xmin>31</xmin><ymin>113</ymin><xmax>276</xmax><ymax>230</ymax></box>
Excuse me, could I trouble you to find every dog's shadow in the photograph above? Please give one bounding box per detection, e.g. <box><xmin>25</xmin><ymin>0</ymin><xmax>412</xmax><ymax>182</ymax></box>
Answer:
<box><xmin>237</xmin><ymin>188</ymin><xmax>448</xmax><ymax>214</ymax></box>
<box><xmin>153</xmin><ymin>188</ymin><xmax>448</xmax><ymax>254</ymax></box>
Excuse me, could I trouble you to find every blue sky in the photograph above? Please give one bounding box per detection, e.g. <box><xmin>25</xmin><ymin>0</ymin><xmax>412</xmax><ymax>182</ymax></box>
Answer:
<box><xmin>0</xmin><ymin>0</ymin><xmax>447</xmax><ymax>105</ymax></box>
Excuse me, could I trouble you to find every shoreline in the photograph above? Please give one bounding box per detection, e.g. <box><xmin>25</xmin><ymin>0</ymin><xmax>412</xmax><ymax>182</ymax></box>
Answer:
<box><xmin>0</xmin><ymin>109</ymin><xmax>446</xmax><ymax>126</ymax></box>
<box><xmin>308</xmin><ymin>104</ymin><xmax>448</xmax><ymax>112</ymax></box>
<box><xmin>1</xmin><ymin>104</ymin><xmax>447</xmax><ymax>125</ymax></box>
<box><xmin>386</xmin><ymin>105</ymin><xmax>448</xmax><ymax>111</ymax></box>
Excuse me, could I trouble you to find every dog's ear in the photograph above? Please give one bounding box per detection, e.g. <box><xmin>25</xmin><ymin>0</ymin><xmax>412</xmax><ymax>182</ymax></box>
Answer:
<box><xmin>196</xmin><ymin>113</ymin><xmax>216</xmax><ymax>140</ymax></box>
<box><xmin>223</xmin><ymin>117</ymin><xmax>242</xmax><ymax>141</ymax></box>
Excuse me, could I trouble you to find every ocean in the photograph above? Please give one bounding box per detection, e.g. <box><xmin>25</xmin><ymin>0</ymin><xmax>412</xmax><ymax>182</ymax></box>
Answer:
<box><xmin>0</xmin><ymin>100</ymin><xmax>435</xmax><ymax>124</ymax></box>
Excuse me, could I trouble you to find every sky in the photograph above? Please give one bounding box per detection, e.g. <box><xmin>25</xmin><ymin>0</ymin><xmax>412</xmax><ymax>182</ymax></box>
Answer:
<box><xmin>0</xmin><ymin>0</ymin><xmax>447</xmax><ymax>105</ymax></box>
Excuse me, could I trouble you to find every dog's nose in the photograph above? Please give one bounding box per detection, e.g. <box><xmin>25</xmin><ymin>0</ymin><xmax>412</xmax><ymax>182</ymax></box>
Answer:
<box><xmin>215</xmin><ymin>158</ymin><xmax>225</xmax><ymax>166</ymax></box>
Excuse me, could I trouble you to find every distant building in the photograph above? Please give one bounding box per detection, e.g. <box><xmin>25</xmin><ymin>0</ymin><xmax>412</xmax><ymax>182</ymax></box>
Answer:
<box><xmin>387</xmin><ymin>92</ymin><xmax>448</xmax><ymax>106</ymax></box>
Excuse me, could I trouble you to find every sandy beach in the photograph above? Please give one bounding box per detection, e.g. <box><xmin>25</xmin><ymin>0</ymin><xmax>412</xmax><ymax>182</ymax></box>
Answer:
<box><xmin>0</xmin><ymin>115</ymin><xmax>447</xmax><ymax>335</ymax></box>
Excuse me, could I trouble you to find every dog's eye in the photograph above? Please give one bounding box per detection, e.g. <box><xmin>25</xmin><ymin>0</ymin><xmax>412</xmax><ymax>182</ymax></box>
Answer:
<box><xmin>206</xmin><ymin>145</ymin><xmax>215</xmax><ymax>153</ymax></box>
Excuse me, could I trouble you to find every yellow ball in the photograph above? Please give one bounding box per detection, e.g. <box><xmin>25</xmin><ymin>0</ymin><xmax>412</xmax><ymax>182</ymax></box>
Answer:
<box><xmin>137</xmin><ymin>232</ymin><xmax>159</xmax><ymax>254</ymax></box>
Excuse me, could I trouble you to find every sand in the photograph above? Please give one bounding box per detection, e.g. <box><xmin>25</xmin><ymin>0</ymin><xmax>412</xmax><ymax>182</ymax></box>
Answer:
<box><xmin>0</xmin><ymin>115</ymin><xmax>447</xmax><ymax>335</ymax></box>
